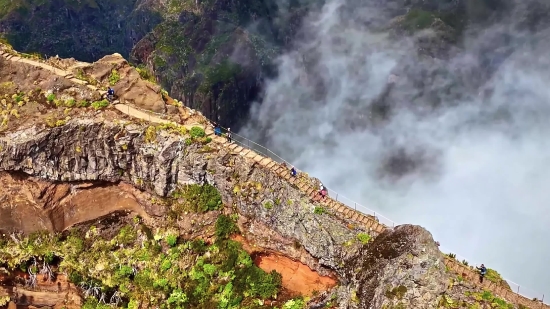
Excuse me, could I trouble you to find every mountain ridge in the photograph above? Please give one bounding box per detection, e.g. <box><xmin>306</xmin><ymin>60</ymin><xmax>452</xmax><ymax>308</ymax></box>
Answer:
<box><xmin>0</xmin><ymin>42</ymin><xmax>547</xmax><ymax>309</ymax></box>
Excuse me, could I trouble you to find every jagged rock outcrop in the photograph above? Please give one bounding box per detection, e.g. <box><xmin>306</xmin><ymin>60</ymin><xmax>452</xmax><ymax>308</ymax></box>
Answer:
<box><xmin>0</xmin><ymin>118</ymin><xmax>449</xmax><ymax>308</ymax></box>
<box><xmin>73</xmin><ymin>53</ymin><xmax>167</xmax><ymax>113</ymax></box>
<box><xmin>343</xmin><ymin>224</ymin><xmax>447</xmax><ymax>309</ymax></box>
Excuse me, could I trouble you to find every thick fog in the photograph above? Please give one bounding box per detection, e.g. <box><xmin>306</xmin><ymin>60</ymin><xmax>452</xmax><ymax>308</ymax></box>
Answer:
<box><xmin>240</xmin><ymin>0</ymin><xmax>550</xmax><ymax>299</ymax></box>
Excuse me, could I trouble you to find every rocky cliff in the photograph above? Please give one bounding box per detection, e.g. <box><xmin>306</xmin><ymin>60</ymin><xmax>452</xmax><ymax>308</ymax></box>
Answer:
<box><xmin>0</xmin><ymin>117</ymin><xmax>453</xmax><ymax>309</ymax></box>
<box><xmin>0</xmin><ymin>45</ymin><xmax>542</xmax><ymax>309</ymax></box>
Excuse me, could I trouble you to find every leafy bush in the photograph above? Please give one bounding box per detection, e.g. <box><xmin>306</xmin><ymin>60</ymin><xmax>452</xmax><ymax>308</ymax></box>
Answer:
<box><xmin>486</xmin><ymin>268</ymin><xmax>510</xmax><ymax>289</ymax></box>
<box><xmin>46</xmin><ymin>93</ymin><xmax>55</xmax><ymax>102</ymax></box>
<box><xmin>190</xmin><ymin>126</ymin><xmax>206</xmax><ymax>139</ymax></box>
<box><xmin>109</xmin><ymin>69</ymin><xmax>120</xmax><ymax>85</ymax></box>
<box><xmin>165</xmin><ymin>234</ymin><xmax>178</xmax><ymax>247</ymax></box>
<box><xmin>215</xmin><ymin>215</ymin><xmax>238</xmax><ymax>239</ymax></box>
<box><xmin>356</xmin><ymin>233</ymin><xmax>371</xmax><ymax>244</ymax></box>
<box><xmin>314</xmin><ymin>206</ymin><xmax>326</xmax><ymax>214</ymax></box>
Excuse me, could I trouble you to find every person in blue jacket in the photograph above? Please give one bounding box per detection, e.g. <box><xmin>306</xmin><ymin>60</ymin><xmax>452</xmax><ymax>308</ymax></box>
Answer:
<box><xmin>107</xmin><ymin>87</ymin><xmax>115</xmax><ymax>101</ymax></box>
<box><xmin>477</xmin><ymin>264</ymin><xmax>487</xmax><ymax>283</ymax></box>
<box><xmin>290</xmin><ymin>166</ymin><xmax>297</xmax><ymax>177</ymax></box>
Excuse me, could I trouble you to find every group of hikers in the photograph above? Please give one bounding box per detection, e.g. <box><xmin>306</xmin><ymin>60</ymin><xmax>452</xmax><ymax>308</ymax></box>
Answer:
<box><xmin>213</xmin><ymin>124</ymin><xmax>232</xmax><ymax>143</ymax></box>
<box><xmin>289</xmin><ymin>166</ymin><xmax>328</xmax><ymax>197</ymax></box>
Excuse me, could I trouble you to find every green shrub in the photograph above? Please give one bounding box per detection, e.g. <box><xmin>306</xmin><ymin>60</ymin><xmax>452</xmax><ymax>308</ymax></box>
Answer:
<box><xmin>109</xmin><ymin>69</ymin><xmax>120</xmax><ymax>85</ymax></box>
<box><xmin>190</xmin><ymin>126</ymin><xmax>206</xmax><ymax>139</ymax></box>
<box><xmin>166</xmin><ymin>234</ymin><xmax>178</xmax><ymax>247</ymax></box>
<box><xmin>46</xmin><ymin>93</ymin><xmax>55</xmax><ymax>102</ymax></box>
<box><xmin>215</xmin><ymin>215</ymin><xmax>238</xmax><ymax>239</ymax></box>
<box><xmin>91</xmin><ymin>99</ymin><xmax>109</xmax><ymax>109</ymax></box>
<box><xmin>314</xmin><ymin>206</ymin><xmax>326</xmax><ymax>214</ymax></box>
<box><xmin>190</xmin><ymin>239</ymin><xmax>207</xmax><ymax>254</ymax></box>
<box><xmin>116</xmin><ymin>265</ymin><xmax>134</xmax><ymax>278</ymax></box>
<box><xmin>356</xmin><ymin>233</ymin><xmax>371</xmax><ymax>244</ymax></box>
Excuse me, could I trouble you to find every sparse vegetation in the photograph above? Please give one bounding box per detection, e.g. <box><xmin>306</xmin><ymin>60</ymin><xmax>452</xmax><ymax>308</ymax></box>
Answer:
<box><xmin>109</xmin><ymin>69</ymin><xmax>120</xmax><ymax>85</ymax></box>
<box><xmin>264</xmin><ymin>201</ymin><xmax>274</xmax><ymax>210</ymax></box>
<box><xmin>171</xmin><ymin>183</ymin><xmax>223</xmax><ymax>213</ymax></box>
<box><xmin>135</xmin><ymin>65</ymin><xmax>156</xmax><ymax>83</ymax></box>
<box><xmin>144</xmin><ymin>125</ymin><xmax>157</xmax><ymax>143</ymax></box>
<box><xmin>91</xmin><ymin>99</ymin><xmax>109</xmax><ymax>109</ymax></box>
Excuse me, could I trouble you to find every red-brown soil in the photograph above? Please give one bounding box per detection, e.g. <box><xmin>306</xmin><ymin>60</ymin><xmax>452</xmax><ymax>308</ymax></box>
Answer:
<box><xmin>232</xmin><ymin>235</ymin><xmax>338</xmax><ymax>297</ymax></box>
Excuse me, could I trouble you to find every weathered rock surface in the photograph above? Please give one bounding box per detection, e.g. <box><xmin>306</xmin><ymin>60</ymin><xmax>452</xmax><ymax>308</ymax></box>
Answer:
<box><xmin>0</xmin><ymin>119</ymin><xmax>449</xmax><ymax>308</ymax></box>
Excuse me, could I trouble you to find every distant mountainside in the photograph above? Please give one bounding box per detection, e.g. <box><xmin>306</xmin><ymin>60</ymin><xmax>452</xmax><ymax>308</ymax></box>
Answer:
<box><xmin>2</xmin><ymin>0</ymin><xmax>532</xmax><ymax>130</ymax></box>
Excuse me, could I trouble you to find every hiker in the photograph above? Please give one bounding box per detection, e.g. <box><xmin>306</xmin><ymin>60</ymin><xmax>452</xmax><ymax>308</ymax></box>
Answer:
<box><xmin>226</xmin><ymin>128</ymin><xmax>232</xmax><ymax>143</ymax></box>
<box><xmin>214</xmin><ymin>124</ymin><xmax>221</xmax><ymax>136</ymax></box>
<box><xmin>290</xmin><ymin>166</ymin><xmax>297</xmax><ymax>177</ymax></box>
<box><xmin>476</xmin><ymin>264</ymin><xmax>487</xmax><ymax>283</ymax></box>
<box><xmin>319</xmin><ymin>183</ymin><xmax>327</xmax><ymax>198</ymax></box>
<box><xmin>107</xmin><ymin>87</ymin><xmax>115</xmax><ymax>102</ymax></box>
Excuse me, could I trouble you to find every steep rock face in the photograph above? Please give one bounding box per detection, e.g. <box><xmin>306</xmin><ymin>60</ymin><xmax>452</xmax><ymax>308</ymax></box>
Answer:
<box><xmin>0</xmin><ymin>120</ymin><xmax>356</xmax><ymax>273</ymax></box>
<box><xmin>0</xmin><ymin>119</ymin><xmax>449</xmax><ymax>308</ymax></box>
<box><xmin>0</xmin><ymin>172</ymin><xmax>152</xmax><ymax>234</ymax></box>
<box><xmin>343</xmin><ymin>224</ymin><xmax>447</xmax><ymax>309</ymax></box>
<box><xmin>0</xmin><ymin>0</ymin><xmax>161</xmax><ymax>62</ymax></box>
<box><xmin>129</xmin><ymin>9</ymin><xmax>280</xmax><ymax>128</ymax></box>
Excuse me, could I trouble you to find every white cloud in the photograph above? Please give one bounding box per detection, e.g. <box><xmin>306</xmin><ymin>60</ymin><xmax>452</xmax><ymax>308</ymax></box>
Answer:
<box><xmin>241</xmin><ymin>0</ymin><xmax>550</xmax><ymax>299</ymax></box>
